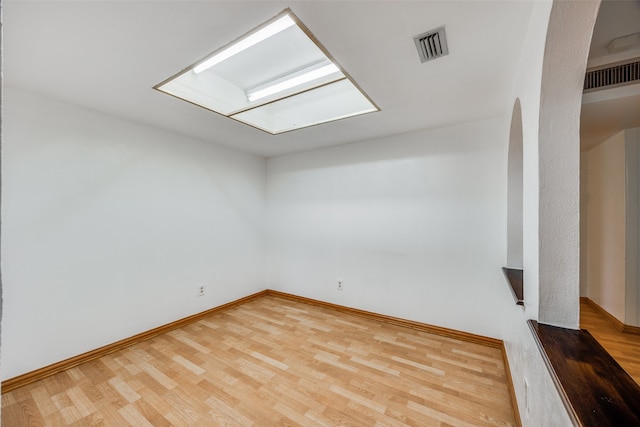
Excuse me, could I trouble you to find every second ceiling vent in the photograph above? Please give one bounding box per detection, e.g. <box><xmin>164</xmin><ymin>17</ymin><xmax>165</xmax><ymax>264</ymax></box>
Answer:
<box><xmin>414</xmin><ymin>26</ymin><xmax>449</xmax><ymax>63</ymax></box>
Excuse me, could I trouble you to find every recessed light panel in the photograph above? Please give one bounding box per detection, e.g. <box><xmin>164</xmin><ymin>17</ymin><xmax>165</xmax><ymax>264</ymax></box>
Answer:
<box><xmin>155</xmin><ymin>9</ymin><xmax>378</xmax><ymax>134</ymax></box>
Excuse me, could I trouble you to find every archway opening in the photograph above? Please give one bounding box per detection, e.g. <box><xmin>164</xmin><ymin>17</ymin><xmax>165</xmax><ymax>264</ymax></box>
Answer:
<box><xmin>507</xmin><ymin>98</ymin><xmax>523</xmax><ymax>269</ymax></box>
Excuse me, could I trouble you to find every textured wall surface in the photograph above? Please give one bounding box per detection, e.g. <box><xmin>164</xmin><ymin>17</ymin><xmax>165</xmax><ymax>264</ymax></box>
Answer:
<box><xmin>502</xmin><ymin>0</ymin><xmax>600</xmax><ymax>425</ymax></box>
<box><xmin>537</xmin><ymin>0</ymin><xmax>600</xmax><ymax>328</ymax></box>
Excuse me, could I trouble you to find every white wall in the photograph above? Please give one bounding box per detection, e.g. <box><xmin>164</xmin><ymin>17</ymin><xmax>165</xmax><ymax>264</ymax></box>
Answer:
<box><xmin>1</xmin><ymin>87</ymin><xmax>267</xmax><ymax>379</ymax></box>
<box><xmin>585</xmin><ymin>131</ymin><xmax>626</xmax><ymax>321</ymax></box>
<box><xmin>537</xmin><ymin>0</ymin><xmax>598</xmax><ymax>329</ymax></box>
<box><xmin>583</xmin><ymin>128</ymin><xmax>640</xmax><ymax>327</ymax></box>
<box><xmin>500</xmin><ymin>1</ymin><xmax>597</xmax><ymax>425</ymax></box>
<box><xmin>626</xmin><ymin>128</ymin><xmax>640</xmax><ymax>326</ymax></box>
<box><xmin>267</xmin><ymin>118</ymin><xmax>511</xmax><ymax>339</ymax></box>
<box><xmin>580</xmin><ymin>152</ymin><xmax>589</xmax><ymax>297</ymax></box>
<box><xmin>0</xmin><ymin>3</ymin><xmax>603</xmax><ymax>425</ymax></box>
<box><xmin>502</xmin><ymin>2</ymin><xmax>572</xmax><ymax>425</ymax></box>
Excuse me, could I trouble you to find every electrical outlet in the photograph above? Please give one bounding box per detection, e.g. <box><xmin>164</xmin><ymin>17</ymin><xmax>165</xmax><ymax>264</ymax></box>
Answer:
<box><xmin>337</xmin><ymin>280</ymin><xmax>343</xmax><ymax>291</ymax></box>
<box><xmin>198</xmin><ymin>285</ymin><xmax>205</xmax><ymax>296</ymax></box>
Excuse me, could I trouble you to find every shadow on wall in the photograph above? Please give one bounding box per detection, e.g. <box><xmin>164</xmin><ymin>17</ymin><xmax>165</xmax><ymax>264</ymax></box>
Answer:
<box><xmin>269</xmin><ymin>118</ymin><xmax>504</xmax><ymax>174</ymax></box>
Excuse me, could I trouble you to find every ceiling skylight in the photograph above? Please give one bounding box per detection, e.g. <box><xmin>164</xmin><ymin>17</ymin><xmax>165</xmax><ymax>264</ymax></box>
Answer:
<box><xmin>154</xmin><ymin>9</ymin><xmax>378</xmax><ymax>134</ymax></box>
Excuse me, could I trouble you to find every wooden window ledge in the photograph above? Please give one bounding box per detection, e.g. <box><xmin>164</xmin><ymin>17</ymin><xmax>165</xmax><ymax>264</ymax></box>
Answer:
<box><xmin>528</xmin><ymin>320</ymin><xmax>640</xmax><ymax>426</ymax></box>
<box><xmin>502</xmin><ymin>267</ymin><xmax>524</xmax><ymax>305</ymax></box>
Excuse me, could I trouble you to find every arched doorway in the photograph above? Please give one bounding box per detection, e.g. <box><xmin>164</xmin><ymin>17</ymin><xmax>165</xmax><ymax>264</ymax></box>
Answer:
<box><xmin>507</xmin><ymin>99</ymin><xmax>523</xmax><ymax>269</ymax></box>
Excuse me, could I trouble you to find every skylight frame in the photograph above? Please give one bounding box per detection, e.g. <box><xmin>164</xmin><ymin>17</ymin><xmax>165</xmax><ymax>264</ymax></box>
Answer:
<box><xmin>153</xmin><ymin>8</ymin><xmax>379</xmax><ymax>135</ymax></box>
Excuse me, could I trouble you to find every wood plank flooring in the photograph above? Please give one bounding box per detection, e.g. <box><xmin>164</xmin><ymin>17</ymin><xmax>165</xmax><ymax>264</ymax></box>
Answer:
<box><xmin>2</xmin><ymin>295</ymin><xmax>516</xmax><ymax>426</ymax></box>
<box><xmin>580</xmin><ymin>299</ymin><xmax>640</xmax><ymax>384</ymax></box>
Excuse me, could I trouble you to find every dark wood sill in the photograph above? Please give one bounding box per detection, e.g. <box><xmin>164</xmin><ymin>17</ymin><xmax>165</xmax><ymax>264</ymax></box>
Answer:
<box><xmin>528</xmin><ymin>320</ymin><xmax>640</xmax><ymax>426</ymax></box>
<box><xmin>502</xmin><ymin>267</ymin><xmax>524</xmax><ymax>305</ymax></box>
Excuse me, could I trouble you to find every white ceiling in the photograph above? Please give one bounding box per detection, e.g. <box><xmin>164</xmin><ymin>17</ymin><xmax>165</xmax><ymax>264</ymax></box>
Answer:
<box><xmin>4</xmin><ymin>1</ymin><xmax>534</xmax><ymax>157</ymax></box>
<box><xmin>581</xmin><ymin>0</ymin><xmax>640</xmax><ymax>151</ymax></box>
<box><xmin>588</xmin><ymin>0</ymin><xmax>640</xmax><ymax>61</ymax></box>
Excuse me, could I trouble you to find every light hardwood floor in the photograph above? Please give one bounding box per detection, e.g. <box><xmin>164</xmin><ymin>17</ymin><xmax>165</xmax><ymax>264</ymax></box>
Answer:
<box><xmin>2</xmin><ymin>295</ymin><xmax>516</xmax><ymax>426</ymax></box>
<box><xmin>580</xmin><ymin>299</ymin><xmax>640</xmax><ymax>384</ymax></box>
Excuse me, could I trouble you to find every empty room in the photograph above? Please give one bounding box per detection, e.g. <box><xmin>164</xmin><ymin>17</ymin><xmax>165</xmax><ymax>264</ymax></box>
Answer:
<box><xmin>2</xmin><ymin>1</ymin><xmax>639</xmax><ymax>426</ymax></box>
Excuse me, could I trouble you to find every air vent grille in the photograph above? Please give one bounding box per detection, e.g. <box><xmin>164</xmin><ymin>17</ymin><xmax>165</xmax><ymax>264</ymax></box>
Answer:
<box><xmin>414</xmin><ymin>27</ymin><xmax>448</xmax><ymax>63</ymax></box>
<box><xmin>584</xmin><ymin>59</ymin><xmax>640</xmax><ymax>91</ymax></box>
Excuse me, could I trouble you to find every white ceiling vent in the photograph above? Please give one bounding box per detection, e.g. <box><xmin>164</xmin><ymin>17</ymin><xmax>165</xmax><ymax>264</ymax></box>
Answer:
<box><xmin>414</xmin><ymin>26</ymin><xmax>448</xmax><ymax>63</ymax></box>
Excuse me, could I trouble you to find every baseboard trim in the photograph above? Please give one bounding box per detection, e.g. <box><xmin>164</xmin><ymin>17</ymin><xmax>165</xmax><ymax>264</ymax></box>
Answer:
<box><xmin>265</xmin><ymin>289</ymin><xmax>503</xmax><ymax>348</ymax></box>
<box><xmin>3</xmin><ymin>288</ymin><xmax>506</xmax><ymax>395</ymax></box>
<box><xmin>1</xmin><ymin>290</ymin><xmax>268</xmax><ymax>394</ymax></box>
<box><xmin>622</xmin><ymin>323</ymin><xmax>640</xmax><ymax>335</ymax></box>
<box><xmin>581</xmin><ymin>296</ymin><xmax>640</xmax><ymax>336</ymax></box>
